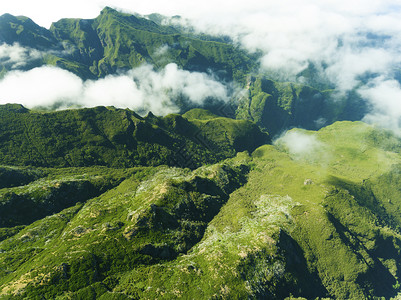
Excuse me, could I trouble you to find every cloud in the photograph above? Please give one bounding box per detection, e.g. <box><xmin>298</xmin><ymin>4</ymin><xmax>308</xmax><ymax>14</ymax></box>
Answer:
<box><xmin>130</xmin><ymin>63</ymin><xmax>228</xmax><ymax>105</ymax></box>
<box><xmin>0</xmin><ymin>66</ymin><xmax>83</xmax><ymax>107</ymax></box>
<box><xmin>324</xmin><ymin>47</ymin><xmax>398</xmax><ymax>92</ymax></box>
<box><xmin>274</xmin><ymin>130</ymin><xmax>330</xmax><ymax>163</ymax></box>
<box><xmin>359</xmin><ymin>77</ymin><xmax>401</xmax><ymax>134</ymax></box>
<box><xmin>0</xmin><ymin>63</ymin><xmax>230</xmax><ymax>114</ymax></box>
<box><xmin>0</xmin><ymin>43</ymin><xmax>42</xmax><ymax>69</ymax></box>
<box><xmin>2</xmin><ymin>0</ymin><xmax>401</xmax><ymax>131</ymax></box>
<box><xmin>81</xmin><ymin>74</ymin><xmax>145</xmax><ymax>109</ymax></box>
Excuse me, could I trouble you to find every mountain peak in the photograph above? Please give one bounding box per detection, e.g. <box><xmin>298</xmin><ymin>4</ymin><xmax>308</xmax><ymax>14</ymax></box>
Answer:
<box><xmin>0</xmin><ymin>13</ymin><xmax>56</xmax><ymax>48</ymax></box>
<box><xmin>100</xmin><ymin>6</ymin><xmax>132</xmax><ymax>18</ymax></box>
<box><xmin>0</xmin><ymin>13</ymin><xmax>14</xmax><ymax>19</ymax></box>
<box><xmin>100</xmin><ymin>6</ymin><xmax>118</xmax><ymax>14</ymax></box>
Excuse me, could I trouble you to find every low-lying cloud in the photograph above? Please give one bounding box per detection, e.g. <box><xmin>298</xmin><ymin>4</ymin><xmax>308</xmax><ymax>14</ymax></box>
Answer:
<box><xmin>275</xmin><ymin>130</ymin><xmax>330</xmax><ymax>164</ymax></box>
<box><xmin>0</xmin><ymin>43</ymin><xmax>42</xmax><ymax>69</ymax></box>
<box><xmin>2</xmin><ymin>1</ymin><xmax>401</xmax><ymax>132</ymax></box>
<box><xmin>359</xmin><ymin>77</ymin><xmax>401</xmax><ymax>134</ymax></box>
<box><xmin>0</xmin><ymin>63</ymin><xmax>230</xmax><ymax>115</ymax></box>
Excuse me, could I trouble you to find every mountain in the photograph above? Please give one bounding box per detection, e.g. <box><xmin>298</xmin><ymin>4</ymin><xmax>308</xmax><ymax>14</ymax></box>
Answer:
<box><xmin>0</xmin><ymin>7</ymin><xmax>254</xmax><ymax>81</ymax></box>
<box><xmin>0</xmin><ymin>13</ymin><xmax>57</xmax><ymax>49</ymax></box>
<box><xmin>0</xmin><ymin>7</ymin><xmax>397</xmax><ymax>300</ymax></box>
<box><xmin>0</xmin><ymin>104</ymin><xmax>269</xmax><ymax>168</ymax></box>
<box><xmin>237</xmin><ymin>76</ymin><xmax>368</xmax><ymax>136</ymax></box>
<box><xmin>1</xmin><ymin>121</ymin><xmax>401</xmax><ymax>299</ymax></box>
<box><xmin>0</xmin><ymin>8</ymin><xmax>367</xmax><ymax>136</ymax></box>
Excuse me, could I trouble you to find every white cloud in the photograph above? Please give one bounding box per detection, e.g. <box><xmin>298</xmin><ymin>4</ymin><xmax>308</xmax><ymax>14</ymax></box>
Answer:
<box><xmin>325</xmin><ymin>47</ymin><xmax>398</xmax><ymax>91</ymax></box>
<box><xmin>0</xmin><ymin>63</ymin><xmax>230</xmax><ymax>115</ymax></box>
<box><xmin>274</xmin><ymin>129</ymin><xmax>330</xmax><ymax>164</ymax></box>
<box><xmin>359</xmin><ymin>77</ymin><xmax>401</xmax><ymax>134</ymax></box>
<box><xmin>2</xmin><ymin>0</ymin><xmax>401</xmax><ymax>130</ymax></box>
<box><xmin>82</xmin><ymin>75</ymin><xmax>144</xmax><ymax>108</ymax></box>
<box><xmin>276</xmin><ymin>130</ymin><xmax>321</xmax><ymax>156</ymax></box>
<box><xmin>0</xmin><ymin>66</ymin><xmax>83</xmax><ymax>107</ymax></box>
<box><xmin>0</xmin><ymin>43</ymin><xmax>42</xmax><ymax>69</ymax></box>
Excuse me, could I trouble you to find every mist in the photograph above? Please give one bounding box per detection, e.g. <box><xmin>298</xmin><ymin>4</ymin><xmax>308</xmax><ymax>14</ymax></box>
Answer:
<box><xmin>0</xmin><ymin>43</ymin><xmax>42</xmax><ymax>69</ymax></box>
<box><xmin>275</xmin><ymin>130</ymin><xmax>330</xmax><ymax>164</ymax></box>
<box><xmin>359</xmin><ymin>77</ymin><xmax>401</xmax><ymax>134</ymax></box>
<box><xmin>0</xmin><ymin>63</ymin><xmax>230</xmax><ymax>115</ymax></box>
<box><xmin>2</xmin><ymin>1</ymin><xmax>401</xmax><ymax>131</ymax></box>
<box><xmin>155</xmin><ymin>0</ymin><xmax>401</xmax><ymax>132</ymax></box>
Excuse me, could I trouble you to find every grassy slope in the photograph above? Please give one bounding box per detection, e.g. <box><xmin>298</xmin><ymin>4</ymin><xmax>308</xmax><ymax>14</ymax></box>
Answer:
<box><xmin>111</xmin><ymin>122</ymin><xmax>401</xmax><ymax>299</ymax></box>
<box><xmin>0</xmin><ymin>9</ymin><xmax>368</xmax><ymax>136</ymax></box>
<box><xmin>45</xmin><ymin>7</ymin><xmax>254</xmax><ymax>81</ymax></box>
<box><xmin>236</xmin><ymin>76</ymin><xmax>368</xmax><ymax>137</ymax></box>
<box><xmin>0</xmin><ymin>157</ymin><xmax>249</xmax><ymax>299</ymax></box>
<box><xmin>2</xmin><ymin>121</ymin><xmax>401</xmax><ymax>299</ymax></box>
<box><xmin>0</xmin><ymin>105</ymin><xmax>268</xmax><ymax>169</ymax></box>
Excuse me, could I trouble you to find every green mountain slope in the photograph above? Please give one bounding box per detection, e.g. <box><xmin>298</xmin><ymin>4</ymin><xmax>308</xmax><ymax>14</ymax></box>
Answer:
<box><xmin>2</xmin><ymin>120</ymin><xmax>401</xmax><ymax>299</ymax></box>
<box><xmin>0</xmin><ymin>7</ymin><xmax>254</xmax><ymax>81</ymax></box>
<box><xmin>236</xmin><ymin>76</ymin><xmax>368</xmax><ymax>136</ymax></box>
<box><xmin>0</xmin><ymin>8</ymin><xmax>369</xmax><ymax>135</ymax></box>
<box><xmin>0</xmin><ymin>104</ymin><xmax>269</xmax><ymax>168</ymax></box>
<box><xmin>0</xmin><ymin>13</ymin><xmax>57</xmax><ymax>49</ymax></box>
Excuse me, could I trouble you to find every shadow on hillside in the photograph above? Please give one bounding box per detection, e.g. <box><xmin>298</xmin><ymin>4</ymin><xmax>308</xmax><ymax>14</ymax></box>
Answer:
<box><xmin>327</xmin><ymin>212</ymin><xmax>397</xmax><ymax>298</ymax></box>
<box><xmin>274</xmin><ymin>230</ymin><xmax>329</xmax><ymax>299</ymax></box>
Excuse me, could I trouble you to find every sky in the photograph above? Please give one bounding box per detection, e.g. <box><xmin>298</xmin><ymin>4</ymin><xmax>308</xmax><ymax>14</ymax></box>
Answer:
<box><xmin>1</xmin><ymin>0</ymin><xmax>401</xmax><ymax>130</ymax></box>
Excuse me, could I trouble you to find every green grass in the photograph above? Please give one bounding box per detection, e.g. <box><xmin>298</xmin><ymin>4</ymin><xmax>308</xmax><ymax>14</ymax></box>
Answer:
<box><xmin>236</xmin><ymin>76</ymin><xmax>368</xmax><ymax>137</ymax></box>
<box><xmin>0</xmin><ymin>105</ymin><xmax>268</xmax><ymax>169</ymax></box>
<box><xmin>0</xmin><ymin>154</ymin><xmax>251</xmax><ymax>299</ymax></box>
<box><xmin>107</xmin><ymin>121</ymin><xmax>401</xmax><ymax>299</ymax></box>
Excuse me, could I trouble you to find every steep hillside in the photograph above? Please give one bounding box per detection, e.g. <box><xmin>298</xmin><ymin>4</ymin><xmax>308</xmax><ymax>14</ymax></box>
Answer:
<box><xmin>0</xmin><ymin>104</ymin><xmax>269</xmax><ymax>168</ymax></box>
<box><xmin>0</xmin><ymin>7</ymin><xmax>254</xmax><ymax>81</ymax></box>
<box><xmin>2</xmin><ymin>121</ymin><xmax>401</xmax><ymax>299</ymax></box>
<box><xmin>0</xmin><ymin>8</ymin><xmax>370</xmax><ymax>135</ymax></box>
<box><xmin>0</xmin><ymin>13</ymin><xmax>57</xmax><ymax>49</ymax></box>
<box><xmin>236</xmin><ymin>76</ymin><xmax>368</xmax><ymax>136</ymax></box>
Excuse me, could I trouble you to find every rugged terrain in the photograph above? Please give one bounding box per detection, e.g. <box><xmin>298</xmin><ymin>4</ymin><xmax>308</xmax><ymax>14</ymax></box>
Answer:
<box><xmin>1</xmin><ymin>118</ymin><xmax>401</xmax><ymax>299</ymax></box>
<box><xmin>1</xmin><ymin>7</ymin><xmax>400</xmax><ymax>300</ymax></box>
<box><xmin>0</xmin><ymin>7</ymin><xmax>366</xmax><ymax>136</ymax></box>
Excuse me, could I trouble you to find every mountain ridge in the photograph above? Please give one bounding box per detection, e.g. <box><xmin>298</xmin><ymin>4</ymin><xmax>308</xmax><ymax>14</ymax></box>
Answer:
<box><xmin>1</xmin><ymin>7</ymin><xmax>400</xmax><ymax>299</ymax></box>
<box><xmin>0</xmin><ymin>7</ymin><xmax>367</xmax><ymax>136</ymax></box>
<box><xmin>0</xmin><ymin>104</ymin><xmax>269</xmax><ymax>168</ymax></box>
<box><xmin>2</xmin><ymin>120</ymin><xmax>401</xmax><ymax>299</ymax></box>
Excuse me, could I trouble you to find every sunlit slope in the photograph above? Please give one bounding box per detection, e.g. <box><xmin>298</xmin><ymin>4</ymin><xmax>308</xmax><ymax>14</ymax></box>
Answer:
<box><xmin>2</xmin><ymin>121</ymin><xmax>401</xmax><ymax>299</ymax></box>
<box><xmin>0</xmin><ymin>158</ymin><xmax>250</xmax><ymax>299</ymax></box>
<box><xmin>112</xmin><ymin>121</ymin><xmax>401</xmax><ymax>299</ymax></box>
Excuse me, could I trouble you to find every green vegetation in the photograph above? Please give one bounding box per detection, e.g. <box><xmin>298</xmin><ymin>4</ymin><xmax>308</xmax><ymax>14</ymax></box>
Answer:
<box><xmin>0</xmin><ymin>105</ymin><xmax>268</xmax><ymax>169</ymax></box>
<box><xmin>0</xmin><ymin>166</ymin><xmax>133</xmax><ymax>227</ymax></box>
<box><xmin>1</xmin><ymin>120</ymin><xmax>401</xmax><ymax>299</ymax></box>
<box><xmin>0</xmin><ymin>156</ymin><xmax>250</xmax><ymax>299</ymax></box>
<box><xmin>1</xmin><ymin>7</ymin><xmax>400</xmax><ymax>300</ymax></box>
<box><xmin>1</xmin><ymin>8</ymin><xmax>368</xmax><ymax>136</ymax></box>
<box><xmin>236</xmin><ymin>76</ymin><xmax>368</xmax><ymax>136</ymax></box>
